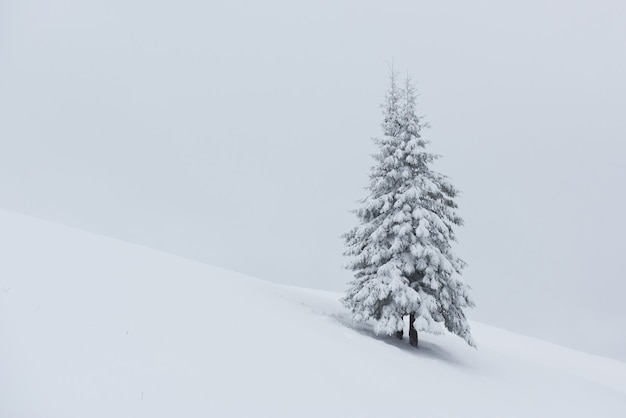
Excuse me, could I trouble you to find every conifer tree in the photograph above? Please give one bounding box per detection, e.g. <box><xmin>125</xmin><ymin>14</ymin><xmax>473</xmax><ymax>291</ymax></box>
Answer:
<box><xmin>343</xmin><ymin>72</ymin><xmax>475</xmax><ymax>347</ymax></box>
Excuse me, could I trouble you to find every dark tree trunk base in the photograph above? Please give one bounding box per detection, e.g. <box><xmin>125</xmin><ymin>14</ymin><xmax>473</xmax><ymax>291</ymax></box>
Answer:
<box><xmin>395</xmin><ymin>329</ymin><xmax>404</xmax><ymax>340</ymax></box>
<box><xmin>409</xmin><ymin>313</ymin><xmax>418</xmax><ymax>347</ymax></box>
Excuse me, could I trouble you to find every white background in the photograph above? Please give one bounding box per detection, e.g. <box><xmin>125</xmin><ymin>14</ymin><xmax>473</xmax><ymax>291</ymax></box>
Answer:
<box><xmin>1</xmin><ymin>0</ymin><xmax>625</xmax><ymax>360</ymax></box>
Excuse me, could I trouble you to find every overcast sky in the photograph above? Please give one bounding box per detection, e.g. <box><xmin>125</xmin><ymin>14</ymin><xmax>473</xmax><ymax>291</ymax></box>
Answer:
<box><xmin>1</xmin><ymin>0</ymin><xmax>625</xmax><ymax>361</ymax></box>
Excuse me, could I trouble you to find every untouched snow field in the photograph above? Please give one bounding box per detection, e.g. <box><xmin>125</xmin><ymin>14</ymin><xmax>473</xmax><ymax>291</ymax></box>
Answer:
<box><xmin>1</xmin><ymin>210</ymin><xmax>625</xmax><ymax>417</ymax></box>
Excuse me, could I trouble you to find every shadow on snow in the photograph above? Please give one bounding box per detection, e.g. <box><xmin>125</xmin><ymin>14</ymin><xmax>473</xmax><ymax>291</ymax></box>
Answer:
<box><xmin>330</xmin><ymin>311</ymin><xmax>469</xmax><ymax>368</ymax></box>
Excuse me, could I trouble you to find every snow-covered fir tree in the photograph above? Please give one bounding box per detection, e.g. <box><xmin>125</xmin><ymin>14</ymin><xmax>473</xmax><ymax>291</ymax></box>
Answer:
<box><xmin>343</xmin><ymin>72</ymin><xmax>475</xmax><ymax>347</ymax></box>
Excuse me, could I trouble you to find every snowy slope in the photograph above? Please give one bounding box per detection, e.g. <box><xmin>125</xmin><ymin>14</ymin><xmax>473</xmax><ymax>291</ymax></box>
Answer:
<box><xmin>1</xmin><ymin>210</ymin><xmax>625</xmax><ymax>418</ymax></box>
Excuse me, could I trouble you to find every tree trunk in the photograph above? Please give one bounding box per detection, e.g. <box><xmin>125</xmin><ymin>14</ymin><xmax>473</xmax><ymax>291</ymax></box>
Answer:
<box><xmin>409</xmin><ymin>313</ymin><xmax>418</xmax><ymax>347</ymax></box>
<box><xmin>395</xmin><ymin>329</ymin><xmax>404</xmax><ymax>340</ymax></box>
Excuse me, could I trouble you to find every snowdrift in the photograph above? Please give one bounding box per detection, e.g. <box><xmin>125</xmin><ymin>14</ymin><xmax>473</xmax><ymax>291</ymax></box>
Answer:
<box><xmin>1</xmin><ymin>210</ymin><xmax>624</xmax><ymax>417</ymax></box>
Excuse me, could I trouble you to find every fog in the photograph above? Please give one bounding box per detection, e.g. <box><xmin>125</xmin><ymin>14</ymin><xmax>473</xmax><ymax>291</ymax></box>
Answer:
<box><xmin>1</xmin><ymin>0</ymin><xmax>625</xmax><ymax>360</ymax></box>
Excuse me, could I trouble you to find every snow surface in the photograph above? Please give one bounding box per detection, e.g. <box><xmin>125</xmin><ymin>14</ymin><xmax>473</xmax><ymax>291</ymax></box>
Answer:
<box><xmin>1</xmin><ymin>210</ymin><xmax>625</xmax><ymax>417</ymax></box>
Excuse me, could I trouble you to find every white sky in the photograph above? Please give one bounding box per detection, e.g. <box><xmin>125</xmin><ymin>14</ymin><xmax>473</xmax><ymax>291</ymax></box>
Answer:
<box><xmin>1</xmin><ymin>0</ymin><xmax>625</xmax><ymax>360</ymax></box>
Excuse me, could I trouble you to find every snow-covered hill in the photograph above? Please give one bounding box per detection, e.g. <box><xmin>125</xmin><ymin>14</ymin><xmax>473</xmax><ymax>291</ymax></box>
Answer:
<box><xmin>1</xmin><ymin>210</ymin><xmax>625</xmax><ymax>417</ymax></box>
